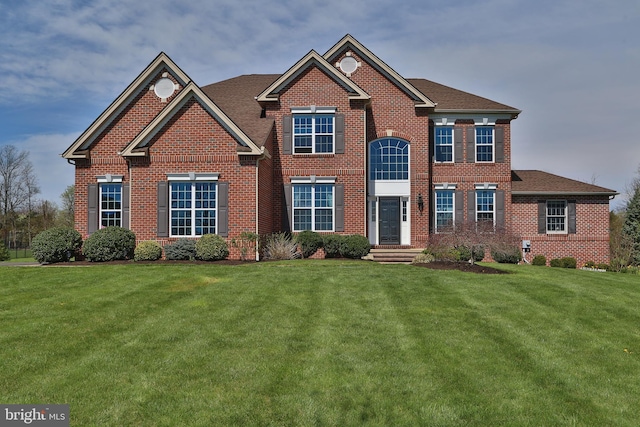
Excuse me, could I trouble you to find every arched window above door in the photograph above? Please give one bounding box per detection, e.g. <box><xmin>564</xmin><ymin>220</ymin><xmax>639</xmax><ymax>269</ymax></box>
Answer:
<box><xmin>369</xmin><ymin>138</ymin><xmax>409</xmax><ymax>180</ymax></box>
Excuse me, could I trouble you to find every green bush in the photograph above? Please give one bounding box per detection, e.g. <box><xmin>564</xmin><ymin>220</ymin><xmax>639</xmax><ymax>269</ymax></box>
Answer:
<box><xmin>134</xmin><ymin>241</ymin><xmax>163</xmax><ymax>261</ymax></box>
<box><xmin>550</xmin><ymin>257</ymin><xmax>577</xmax><ymax>268</ymax></box>
<box><xmin>340</xmin><ymin>234</ymin><xmax>371</xmax><ymax>259</ymax></box>
<box><xmin>412</xmin><ymin>252</ymin><xmax>435</xmax><ymax>264</ymax></box>
<box><xmin>597</xmin><ymin>263</ymin><xmax>610</xmax><ymax>271</ymax></box>
<box><xmin>491</xmin><ymin>245</ymin><xmax>522</xmax><ymax>264</ymax></box>
<box><xmin>31</xmin><ymin>227</ymin><xmax>83</xmax><ymax>264</ymax></box>
<box><xmin>0</xmin><ymin>244</ymin><xmax>10</xmax><ymax>261</ymax></box>
<box><xmin>549</xmin><ymin>258</ymin><xmax>563</xmax><ymax>268</ymax></box>
<box><xmin>263</xmin><ymin>233</ymin><xmax>300</xmax><ymax>260</ymax></box>
<box><xmin>164</xmin><ymin>238</ymin><xmax>196</xmax><ymax>260</ymax></box>
<box><xmin>456</xmin><ymin>245</ymin><xmax>485</xmax><ymax>262</ymax></box>
<box><xmin>295</xmin><ymin>230</ymin><xmax>323</xmax><ymax>258</ymax></box>
<box><xmin>195</xmin><ymin>234</ymin><xmax>229</xmax><ymax>261</ymax></box>
<box><xmin>83</xmin><ymin>227</ymin><xmax>136</xmax><ymax>262</ymax></box>
<box><xmin>323</xmin><ymin>234</ymin><xmax>344</xmax><ymax>258</ymax></box>
<box><xmin>532</xmin><ymin>255</ymin><xmax>547</xmax><ymax>266</ymax></box>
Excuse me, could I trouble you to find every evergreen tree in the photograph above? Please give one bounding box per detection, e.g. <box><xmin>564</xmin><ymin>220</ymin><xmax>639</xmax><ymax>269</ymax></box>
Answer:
<box><xmin>622</xmin><ymin>186</ymin><xmax>640</xmax><ymax>265</ymax></box>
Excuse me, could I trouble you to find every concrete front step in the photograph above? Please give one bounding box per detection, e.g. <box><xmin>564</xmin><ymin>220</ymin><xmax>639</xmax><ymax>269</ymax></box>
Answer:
<box><xmin>364</xmin><ymin>248</ymin><xmax>423</xmax><ymax>263</ymax></box>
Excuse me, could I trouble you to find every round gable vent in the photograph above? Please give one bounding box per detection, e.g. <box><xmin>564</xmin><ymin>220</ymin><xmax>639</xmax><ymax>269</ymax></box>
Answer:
<box><xmin>154</xmin><ymin>77</ymin><xmax>176</xmax><ymax>99</ymax></box>
<box><xmin>339</xmin><ymin>56</ymin><xmax>359</xmax><ymax>75</ymax></box>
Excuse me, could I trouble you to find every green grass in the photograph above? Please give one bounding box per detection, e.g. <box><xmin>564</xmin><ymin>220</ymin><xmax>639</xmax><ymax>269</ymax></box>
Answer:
<box><xmin>1</xmin><ymin>261</ymin><xmax>639</xmax><ymax>426</ymax></box>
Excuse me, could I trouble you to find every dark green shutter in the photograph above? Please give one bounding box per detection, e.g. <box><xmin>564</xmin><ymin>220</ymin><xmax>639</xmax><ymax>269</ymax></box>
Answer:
<box><xmin>568</xmin><ymin>201</ymin><xmax>577</xmax><ymax>234</ymax></box>
<box><xmin>466</xmin><ymin>128</ymin><xmax>475</xmax><ymax>163</ymax></box>
<box><xmin>88</xmin><ymin>184</ymin><xmax>98</xmax><ymax>234</ymax></box>
<box><xmin>283</xmin><ymin>115</ymin><xmax>292</xmax><ymax>155</ymax></box>
<box><xmin>157</xmin><ymin>181</ymin><xmax>168</xmax><ymax>237</ymax></box>
<box><xmin>454</xmin><ymin>127</ymin><xmax>464</xmax><ymax>163</ymax></box>
<box><xmin>218</xmin><ymin>182</ymin><xmax>229</xmax><ymax>237</ymax></box>
<box><xmin>538</xmin><ymin>201</ymin><xmax>546</xmax><ymax>234</ymax></box>
<box><xmin>122</xmin><ymin>184</ymin><xmax>130</xmax><ymax>229</ymax></box>
<box><xmin>335</xmin><ymin>184</ymin><xmax>344</xmax><ymax>232</ymax></box>
<box><xmin>335</xmin><ymin>114</ymin><xmax>345</xmax><ymax>154</ymax></box>
<box><xmin>283</xmin><ymin>184</ymin><xmax>292</xmax><ymax>231</ymax></box>
<box><xmin>495</xmin><ymin>127</ymin><xmax>504</xmax><ymax>163</ymax></box>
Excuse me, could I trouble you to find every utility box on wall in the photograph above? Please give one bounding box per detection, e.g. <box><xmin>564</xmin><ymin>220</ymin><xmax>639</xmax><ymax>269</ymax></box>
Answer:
<box><xmin>522</xmin><ymin>240</ymin><xmax>531</xmax><ymax>253</ymax></box>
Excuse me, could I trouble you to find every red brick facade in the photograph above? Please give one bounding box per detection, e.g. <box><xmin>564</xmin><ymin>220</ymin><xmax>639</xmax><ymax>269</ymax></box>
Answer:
<box><xmin>63</xmin><ymin>35</ymin><xmax>616</xmax><ymax>264</ymax></box>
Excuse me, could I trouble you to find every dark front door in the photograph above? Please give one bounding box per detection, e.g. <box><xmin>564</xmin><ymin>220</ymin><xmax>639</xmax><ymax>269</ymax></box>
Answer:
<box><xmin>379</xmin><ymin>197</ymin><xmax>401</xmax><ymax>245</ymax></box>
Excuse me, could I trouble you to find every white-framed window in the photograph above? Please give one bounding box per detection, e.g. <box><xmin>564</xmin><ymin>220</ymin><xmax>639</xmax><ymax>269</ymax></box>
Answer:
<box><xmin>369</xmin><ymin>138</ymin><xmax>409</xmax><ymax>180</ymax></box>
<box><xmin>293</xmin><ymin>113</ymin><xmax>334</xmax><ymax>154</ymax></box>
<box><xmin>476</xmin><ymin>126</ymin><xmax>494</xmax><ymax>162</ymax></box>
<box><xmin>100</xmin><ymin>184</ymin><xmax>122</xmax><ymax>228</ymax></box>
<box><xmin>168</xmin><ymin>173</ymin><xmax>219</xmax><ymax>237</ymax></box>
<box><xmin>547</xmin><ymin>200</ymin><xmax>567</xmax><ymax>233</ymax></box>
<box><xmin>292</xmin><ymin>177</ymin><xmax>335</xmax><ymax>231</ymax></box>
<box><xmin>476</xmin><ymin>189</ymin><xmax>495</xmax><ymax>228</ymax></box>
<box><xmin>435</xmin><ymin>127</ymin><xmax>453</xmax><ymax>162</ymax></box>
<box><xmin>435</xmin><ymin>190</ymin><xmax>454</xmax><ymax>232</ymax></box>
<box><xmin>402</xmin><ymin>199</ymin><xmax>408</xmax><ymax>222</ymax></box>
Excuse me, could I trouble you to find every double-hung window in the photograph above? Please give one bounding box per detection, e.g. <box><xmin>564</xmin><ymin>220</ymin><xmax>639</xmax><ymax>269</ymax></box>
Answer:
<box><xmin>476</xmin><ymin>126</ymin><xmax>494</xmax><ymax>162</ymax></box>
<box><xmin>435</xmin><ymin>127</ymin><xmax>453</xmax><ymax>162</ymax></box>
<box><xmin>169</xmin><ymin>174</ymin><xmax>219</xmax><ymax>237</ymax></box>
<box><xmin>435</xmin><ymin>190</ymin><xmax>454</xmax><ymax>232</ymax></box>
<box><xmin>293</xmin><ymin>114</ymin><xmax>334</xmax><ymax>154</ymax></box>
<box><xmin>100</xmin><ymin>184</ymin><xmax>122</xmax><ymax>228</ymax></box>
<box><xmin>476</xmin><ymin>190</ymin><xmax>495</xmax><ymax>228</ymax></box>
<box><xmin>546</xmin><ymin>200</ymin><xmax>566</xmax><ymax>233</ymax></box>
<box><xmin>292</xmin><ymin>181</ymin><xmax>334</xmax><ymax>231</ymax></box>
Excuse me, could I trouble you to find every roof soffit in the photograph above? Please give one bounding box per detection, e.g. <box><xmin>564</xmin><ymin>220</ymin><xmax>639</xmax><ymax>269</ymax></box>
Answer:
<box><xmin>62</xmin><ymin>52</ymin><xmax>192</xmax><ymax>159</ymax></box>
<box><xmin>120</xmin><ymin>82</ymin><xmax>263</xmax><ymax>157</ymax></box>
<box><xmin>255</xmin><ymin>50</ymin><xmax>370</xmax><ymax>102</ymax></box>
<box><xmin>324</xmin><ymin>34</ymin><xmax>436</xmax><ymax>108</ymax></box>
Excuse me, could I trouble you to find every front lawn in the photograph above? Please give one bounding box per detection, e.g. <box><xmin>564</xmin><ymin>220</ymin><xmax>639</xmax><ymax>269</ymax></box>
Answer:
<box><xmin>1</xmin><ymin>261</ymin><xmax>639</xmax><ymax>426</ymax></box>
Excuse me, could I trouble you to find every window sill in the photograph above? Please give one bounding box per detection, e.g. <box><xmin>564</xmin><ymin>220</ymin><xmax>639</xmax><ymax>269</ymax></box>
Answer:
<box><xmin>292</xmin><ymin>153</ymin><xmax>336</xmax><ymax>158</ymax></box>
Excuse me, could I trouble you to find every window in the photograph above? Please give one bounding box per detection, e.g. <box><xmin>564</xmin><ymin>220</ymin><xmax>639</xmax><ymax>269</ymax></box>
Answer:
<box><xmin>100</xmin><ymin>184</ymin><xmax>122</xmax><ymax>228</ymax></box>
<box><xmin>293</xmin><ymin>184</ymin><xmax>334</xmax><ymax>231</ymax></box>
<box><xmin>369</xmin><ymin>138</ymin><xmax>409</xmax><ymax>180</ymax></box>
<box><xmin>402</xmin><ymin>199</ymin><xmax>408</xmax><ymax>222</ymax></box>
<box><xmin>547</xmin><ymin>200</ymin><xmax>566</xmax><ymax>233</ymax></box>
<box><xmin>476</xmin><ymin>190</ymin><xmax>495</xmax><ymax>227</ymax></box>
<box><xmin>435</xmin><ymin>127</ymin><xmax>453</xmax><ymax>162</ymax></box>
<box><xmin>476</xmin><ymin>127</ymin><xmax>494</xmax><ymax>162</ymax></box>
<box><xmin>170</xmin><ymin>182</ymin><xmax>216</xmax><ymax>236</ymax></box>
<box><xmin>293</xmin><ymin>114</ymin><xmax>334</xmax><ymax>154</ymax></box>
<box><xmin>435</xmin><ymin>190</ymin><xmax>454</xmax><ymax>232</ymax></box>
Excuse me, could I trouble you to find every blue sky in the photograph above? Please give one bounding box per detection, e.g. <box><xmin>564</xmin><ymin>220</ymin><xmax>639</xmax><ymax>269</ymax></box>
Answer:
<box><xmin>1</xmin><ymin>0</ymin><xmax>638</xmax><ymax>210</ymax></box>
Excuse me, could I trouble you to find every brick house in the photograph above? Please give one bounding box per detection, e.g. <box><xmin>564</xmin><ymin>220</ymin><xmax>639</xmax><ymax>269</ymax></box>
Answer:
<box><xmin>62</xmin><ymin>34</ymin><xmax>617</xmax><ymax>265</ymax></box>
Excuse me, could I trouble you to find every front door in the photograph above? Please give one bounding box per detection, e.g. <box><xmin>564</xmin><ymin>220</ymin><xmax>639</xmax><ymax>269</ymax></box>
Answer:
<box><xmin>379</xmin><ymin>197</ymin><xmax>400</xmax><ymax>245</ymax></box>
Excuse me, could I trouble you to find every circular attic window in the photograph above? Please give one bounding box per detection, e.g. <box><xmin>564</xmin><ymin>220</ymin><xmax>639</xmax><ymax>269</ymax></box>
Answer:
<box><xmin>339</xmin><ymin>56</ymin><xmax>359</xmax><ymax>75</ymax></box>
<box><xmin>154</xmin><ymin>77</ymin><xmax>176</xmax><ymax>99</ymax></box>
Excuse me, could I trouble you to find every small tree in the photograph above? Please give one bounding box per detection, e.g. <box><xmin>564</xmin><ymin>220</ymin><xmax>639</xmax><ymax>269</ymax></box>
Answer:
<box><xmin>622</xmin><ymin>185</ymin><xmax>640</xmax><ymax>266</ymax></box>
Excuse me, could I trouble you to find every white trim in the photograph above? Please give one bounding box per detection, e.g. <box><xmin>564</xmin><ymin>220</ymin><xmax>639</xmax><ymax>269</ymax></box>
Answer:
<box><xmin>546</xmin><ymin>200</ymin><xmax>568</xmax><ymax>234</ymax></box>
<box><xmin>167</xmin><ymin>172</ymin><xmax>219</xmax><ymax>181</ymax></box>
<box><xmin>291</xmin><ymin>106</ymin><xmax>337</xmax><ymax>114</ymax></box>
<box><xmin>475</xmin><ymin>126</ymin><xmax>495</xmax><ymax>163</ymax></box>
<box><xmin>97</xmin><ymin>174</ymin><xmax>123</xmax><ymax>183</ymax></box>
<box><xmin>290</xmin><ymin>176</ymin><xmax>336</xmax><ymax>184</ymax></box>
<box><xmin>474</xmin><ymin>183</ymin><xmax>498</xmax><ymax>190</ymax></box>
<box><xmin>168</xmin><ymin>181</ymin><xmax>218</xmax><ymax>237</ymax></box>
<box><xmin>291</xmin><ymin>183</ymin><xmax>336</xmax><ymax>232</ymax></box>
<box><xmin>434</xmin><ymin>189</ymin><xmax>455</xmax><ymax>234</ymax></box>
<box><xmin>435</xmin><ymin>183</ymin><xmax>457</xmax><ymax>190</ymax></box>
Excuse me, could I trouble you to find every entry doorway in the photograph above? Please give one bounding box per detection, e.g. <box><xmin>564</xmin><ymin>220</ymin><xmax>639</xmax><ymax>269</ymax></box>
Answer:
<box><xmin>378</xmin><ymin>197</ymin><xmax>401</xmax><ymax>245</ymax></box>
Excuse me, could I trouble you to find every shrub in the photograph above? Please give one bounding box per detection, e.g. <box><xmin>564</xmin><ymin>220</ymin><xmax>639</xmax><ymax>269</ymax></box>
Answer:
<box><xmin>83</xmin><ymin>227</ymin><xmax>136</xmax><ymax>262</ymax></box>
<box><xmin>340</xmin><ymin>234</ymin><xmax>371</xmax><ymax>259</ymax></box>
<box><xmin>491</xmin><ymin>245</ymin><xmax>522</xmax><ymax>264</ymax></box>
<box><xmin>231</xmin><ymin>231</ymin><xmax>259</xmax><ymax>261</ymax></box>
<box><xmin>164</xmin><ymin>239</ymin><xmax>197</xmax><ymax>260</ymax></box>
<box><xmin>412</xmin><ymin>252</ymin><xmax>435</xmax><ymax>264</ymax></box>
<box><xmin>134</xmin><ymin>241</ymin><xmax>163</xmax><ymax>261</ymax></box>
<box><xmin>597</xmin><ymin>263</ymin><xmax>610</xmax><ymax>271</ymax></box>
<box><xmin>456</xmin><ymin>245</ymin><xmax>485</xmax><ymax>262</ymax></box>
<box><xmin>295</xmin><ymin>230</ymin><xmax>323</xmax><ymax>258</ymax></box>
<box><xmin>0</xmin><ymin>244</ymin><xmax>10</xmax><ymax>261</ymax></box>
<box><xmin>323</xmin><ymin>234</ymin><xmax>344</xmax><ymax>258</ymax></box>
<box><xmin>195</xmin><ymin>234</ymin><xmax>229</xmax><ymax>261</ymax></box>
<box><xmin>424</xmin><ymin>245</ymin><xmax>459</xmax><ymax>262</ymax></box>
<box><xmin>263</xmin><ymin>233</ymin><xmax>300</xmax><ymax>260</ymax></box>
<box><xmin>31</xmin><ymin>227</ymin><xmax>83</xmax><ymax>264</ymax></box>
<box><xmin>532</xmin><ymin>255</ymin><xmax>547</xmax><ymax>266</ymax></box>
<box><xmin>550</xmin><ymin>257</ymin><xmax>576</xmax><ymax>268</ymax></box>
<box><xmin>549</xmin><ymin>258</ymin><xmax>563</xmax><ymax>268</ymax></box>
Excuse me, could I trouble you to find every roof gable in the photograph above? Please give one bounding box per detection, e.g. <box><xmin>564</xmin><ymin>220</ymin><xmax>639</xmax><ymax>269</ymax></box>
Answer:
<box><xmin>62</xmin><ymin>52</ymin><xmax>191</xmax><ymax>159</ymax></box>
<box><xmin>324</xmin><ymin>34</ymin><xmax>435</xmax><ymax>108</ymax></box>
<box><xmin>120</xmin><ymin>82</ymin><xmax>264</xmax><ymax>157</ymax></box>
<box><xmin>255</xmin><ymin>50</ymin><xmax>369</xmax><ymax>102</ymax></box>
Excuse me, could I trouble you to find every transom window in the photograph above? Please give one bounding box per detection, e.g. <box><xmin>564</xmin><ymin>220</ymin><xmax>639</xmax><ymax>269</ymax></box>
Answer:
<box><xmin>293</xmin><ymin>114</ymin><xmax>334</xmax><ymax>154</ymax></box>
<box><xmin>547</xmin><ymin>200</ymin><xmax>567</xmax><ymax>233</ymax></box>
<box><xmin>369</xmin><ymin>138</ymin><xmax>409</xmax><ymax>180</ymax></box>
<box><xmin>435</xmin><ymin>127</ymin><xmax>453</xmax><ymax>162</ymax></box>
<box><xmin>435</xmin><ymin>190</ymin><xmax>454</xmax><ymax>232</ymax></box>
<box><xmin>100</xmin><ymin>184</ymin><xmax>122</xmax><ymax>228</ymax></box>
<box><xmin>293</xmin><ymin>184</ymin><xmax>334</xmax><ymax>231</ymax></box>
<box><xmin>476</xmin><ymin>190</ymin><xmax>495</xmax><ymax>226</ymax></box>
<box><xmin>170</xmin><ymin>182</ymin><xmax>216</xmax><ymax>236</ymax></box>
<box><xmin>476</xmin><ymin>127</ymin><xmax>494</xmax><ymax>162</ymax></box>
